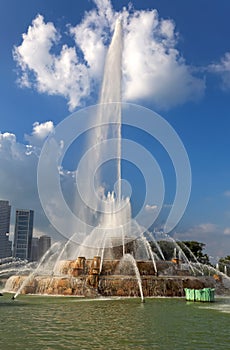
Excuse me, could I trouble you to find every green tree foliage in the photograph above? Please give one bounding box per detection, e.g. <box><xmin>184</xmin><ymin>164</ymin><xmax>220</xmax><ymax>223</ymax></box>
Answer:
<box><xmin>150</xmin><ymin>240</ymin><xmax>175</xmax><ymax>260</ymax></box>
<box><xmin>179</xmin><ymin>241</ymin><xmax>210</xmax><ymax>265</ymax></box>
<box><xmin>150</xmin><ymin>239</ymin><xmax>210</xmax><ymax>264</ymax></box>
<box><xmin>219</xmin><ymin>255</ymin><xmax>230</xmax><ymax>265</ymax></box>
<box><xmin>218</xmin><ymin>256</ymin><xmax>230</xmax><ymax>275</ymax></box>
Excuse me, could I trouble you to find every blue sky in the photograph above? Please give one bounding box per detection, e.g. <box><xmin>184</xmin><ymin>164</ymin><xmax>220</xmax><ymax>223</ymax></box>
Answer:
<box><xmin>0</xmin><ymin>0</ymin><xmax>230</xmax><ymax>259</ymax></box>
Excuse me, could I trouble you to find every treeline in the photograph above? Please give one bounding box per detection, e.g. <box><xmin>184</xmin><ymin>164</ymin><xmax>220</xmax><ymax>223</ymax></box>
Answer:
<box><xmin>150</xmin><ymin>240</ymin><xmax>229</xmax><ymax>268</ymax></box>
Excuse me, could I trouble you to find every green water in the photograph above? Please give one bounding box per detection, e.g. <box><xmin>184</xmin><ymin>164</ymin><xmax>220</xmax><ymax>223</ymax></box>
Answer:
<box><xmin>0</xmin><ymin>294</ymin><xmax>229</xmax><ymax>350</ymax></box>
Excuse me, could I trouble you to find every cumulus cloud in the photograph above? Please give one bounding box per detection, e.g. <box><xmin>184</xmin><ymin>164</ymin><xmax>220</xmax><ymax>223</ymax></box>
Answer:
<box><xmin>25</xmin><ymin>121</ymin><xmax>54</xmax><ymax>147</ymax></box>
<box><xmin>194</xmin><ymin>223</ymin><xmax>218</xmax><ymax>234</ymax></box>
<box><xmin>209</xmin><ymin>52</ymin><xmax>230</xmax><ymax>90</ymax></box>
<box><xmin>122</xmin><ymin>9</ymin><xmax>205</xmax><ymax>108</ymax></box>
<box><xmin>224</xmin><ymin>228</ymin><xmax>230</xmax><ymax>235</ymax></box>
<box><xmin>69</xmin><ymin>0</ymin><xmax>114</xmax><ymax>80</ymax></box>
<box><xmin>31</xmin><ymin>121</ymin><xmax>54</xmax><ymax>139</ymax></box>
<box><xmin>0</xmin><ymin>122</ymin><xmax>73</xmax><ymax>241</ymax></box>
<box><xmin>13</xmin><ymin>0</ymin><xmax>205</xmax><ymax>111</ymax></box>
<box><xmin>145</xmin><ymin>204</ymin><xmax>158</xmax><ymax>211</ymax></box>
<box><xmin>174</xmin><ymin>222</ymin><xmax>218</xmax><ymax>246</ymax></box>
<box><xmin>0</xmin><ymin>130</ymin><xmax>39</xmax><ymax>223</ymax></box>
<box><xmin>174</xmin><ymin>223</ymin><xmax>229</xmax><ymax>257</ymax></box>
<box><xmin>13</xmin><ymin>14</ymin><xmax>90</xmax><ymax>110</ymax></box>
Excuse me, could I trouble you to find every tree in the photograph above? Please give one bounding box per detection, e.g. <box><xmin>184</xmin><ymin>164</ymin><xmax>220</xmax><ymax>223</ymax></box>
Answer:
<box><xmin>179</xmin><ymin>241</ymin><xmax>210</xmax><ymax>265</ymax></box>
<box><xmin>219</xmin><ymin>255</ymin><xmax>230</xmax><ymax>265</ymax></box>
<box><xmin>218</xmin><ymin>256</ymin><xmax>230</xmax><ymax>275</ymax></box>
<box><xmin>150</xmin><ymin>239</ymin><xmax>210</xmax><ymax>264</ymax></box>
<box><xmin>150</xmin><ymin>240</ymin><xmax>175</xmax><ymax>260</ymax></box>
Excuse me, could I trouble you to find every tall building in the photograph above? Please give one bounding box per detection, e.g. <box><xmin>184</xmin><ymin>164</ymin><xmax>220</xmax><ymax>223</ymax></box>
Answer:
<box><xmin>0</xmin><ymin>200</ymin><xmax>11</xmax><ymax>235</ymax></box>
<box><xmin>38</xmin><ymin>235</ymin><xmax>51</xmax><ymax>259</ymax></box>
<box><xmin>31</xmin><ymin>235</ymin><xmax>52</xmax><ymax>261</ymax></box>
<box><xmin>31</xmin><ymin>237</ymin><xmax>39</xmax><ymax>261</ymax></box>
<box><xmin>13</xmin><ymin>209</ymin><xmax>34</xmax><ymax>261</ymax></box>
<box><xmin>0</xmin><ymin>233</ymin><xmax>12</xmax><ymax>259</ymax></box>
<box><xmin>0</xmin><ymin>200</ymin><xmax>12</xmax><ymax>258</ymax></box>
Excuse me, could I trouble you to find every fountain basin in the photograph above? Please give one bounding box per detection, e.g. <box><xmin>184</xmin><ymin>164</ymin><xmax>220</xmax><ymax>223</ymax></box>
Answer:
<box><xmin>5</xmin><ymin>274</ymin><xmax>216</xmax><ymax>297</ymax></box>
<box><xmin>4</xmin><ymin>257</ymin><xmax>216</xmax><ymax>298</ymax></box>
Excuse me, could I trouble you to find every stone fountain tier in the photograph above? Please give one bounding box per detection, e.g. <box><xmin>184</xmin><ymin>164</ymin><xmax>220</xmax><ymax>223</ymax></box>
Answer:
<box><xmin>98</xmin><ymin>275</ymin><xmax>216</xmax><ymax>297</ymax></box>
<box><xmin>55</xmin><ymin>257</ymin><xmax>192</xmax><ymax>277</ymax></box>
<box><xmin>56</xmin><ymin>257</ymin><xmax>158</xmax><ymax>277</ymax></box>
<box><xmin>5</xmin><ymin>274</ymin><xmax>216</xmax><ymax>298</ymax></box>
<box><xmin>5</xmin><ymin>275</ymin><xmax>100</xmax><ymax>297</ymax></box>
<box><xmin>4</xmin><ymin>257</ymin><xmax>219</xmax><ymax>297</ymax></box>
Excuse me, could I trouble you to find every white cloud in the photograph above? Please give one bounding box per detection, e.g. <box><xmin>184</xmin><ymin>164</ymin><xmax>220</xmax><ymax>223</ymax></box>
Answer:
<box><xmin>25</xmin><ymin>121</ymin><xmax>54</xmax><ymax>146</ymax></box>
<box><xmin>69</xmin><ymin>6</ymin><xmax>109</xmax><ymax>80</ymax></box>
<box><xmin>174</xmin><ymin>223</ymin><xmax>230</xmax><ymax>257</ymax></box>
<box><xmin>145</xmin><ymin>204</ymin><xmax>158</xmax><ymax>211</ymax></box>
<box><xmin>224</xmin><ymin>228</ymin><xmax>230</xmax><ymax>235</ymax></box>
<box><xmin>0</xmin><ymin>122</ymin><xmax>74</xmax><ymax>241</ymax></box>
<box><xmin>13</xmin><ymin>14</ymin><xmax>90</xmax><ymax>110</ymax></box>
<box><xmin>174</xmin><ymin>222</ymin><xmax>218</xmax><ymax>240</ymax></box>
<box><xmin>32</xmin><ymin>228</ymin><xmax>47</xmax><ymax>238</ymax></box>
<box><xmin>209</xmin><ymin>52</ymin><xmax>230</xmax><ymax>90</ymax></box>
<box><xmin>13</xmin><ymin>1</ymin><xmax>205</xmax><ymax>111</ymax></box>
<box><xmin>0</xmin><ymin>130</ymin><xmax>38</xmax><ymax>211</ymax></box>
<box><xmin>122</xmin><ymin>9</ymin><xmax>205</xmax><ymax>108</ymax></box>
<box><xmin>32</xmin><ymin>120</ymin><xmax>54</xmax><ymax>139</ymax></box>
<box><xmin>195</xmin><ymin>223</ymin><xmax>218</xmax><ymax>234</ymax></box>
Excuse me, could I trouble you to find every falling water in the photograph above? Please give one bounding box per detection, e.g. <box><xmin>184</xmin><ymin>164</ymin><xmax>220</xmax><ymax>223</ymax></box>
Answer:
<box><xmin>132</xmin><ymin>221</ymin><xmax>158</xmax><ymax>273</ymax></box>
<box><xmin>202</xmin><ymin>264</ymin><xmax>230</xmax><ymax>286</ymax></box>
<box><xmin>145</xmin><ymin>231</ymin><xmax>165</xmax><ymax>260</ymax></box>
<box><xmin>140</xmin><ymin>234</ymin><xmax>158</xmax><ymax>274</ymax></box>
<box><xmin>53</xmin><ymin>233</ymin><xmax>78</xmax><ymax>275</ymax></box>
<box><xmin>173</xmin><ymin>247</ymin><xmax>177</xmax><ymax>259</ymax></box>
<box><xmin>13</xmin><ymin>242</ymin><xmax>61</xmax><ymax>299</ymax></box>
<box><xmin>121</xmin><ymin>254</ymin><xmax>144</xmax><ymax>302</ymax></box>
<box><xmin>178</xmin><ymin>240</ymin><xmax>205</xmax><ymax>275</ymax></box>
<box><xmin>155</xmin><ymin>231</ymin><xmax>200</xmax><ymax>275</ymax></box>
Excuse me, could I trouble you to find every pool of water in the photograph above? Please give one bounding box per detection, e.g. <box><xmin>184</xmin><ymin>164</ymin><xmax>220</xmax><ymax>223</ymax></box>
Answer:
<box><xmin>0</xmin><ymin>294</ymin><xmax>229</xmax><ymax>349</ymax></box>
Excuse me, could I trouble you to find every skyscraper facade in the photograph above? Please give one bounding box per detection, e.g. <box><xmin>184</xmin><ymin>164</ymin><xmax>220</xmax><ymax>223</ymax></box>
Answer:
<box><xmin>0</xmin><ymin>200</ymin><xmax>12</xmax><ymax>258</ymax></box>
<box><xmin>38</xmin><ymin>235</ymin><xmax>51</xmax><ymax>259</ymax></box>
<box><xmin>13</xmin><ymin>209</ymin><xmax>34</xmax><ymax>261</ymax></box>
<box><xmin>31</xmin><ymin>237</ymin><xmax>39</xmax><ymax>261</ymax></box>
<box><xmin>0</xmin><ymin>200</ymin><xmax>11</xmax><ymax>235</ymax></box>
<box><xmin>31</xmin><ymin>235</ymin><xmax>51</xmax><ymax>261</ymax></box>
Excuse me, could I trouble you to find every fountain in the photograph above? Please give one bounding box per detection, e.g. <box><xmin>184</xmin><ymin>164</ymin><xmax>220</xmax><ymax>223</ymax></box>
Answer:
<box><xmin>3</xmin><ymin>19</ymin><xmax>229</xmax><ymax>300</ymax></box>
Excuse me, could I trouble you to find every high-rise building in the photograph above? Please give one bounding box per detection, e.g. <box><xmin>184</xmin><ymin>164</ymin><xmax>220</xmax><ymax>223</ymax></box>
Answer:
<box><xmin>38</xmin><ymin>235</ymin><xmax>51</xmax><ymax>259</ymax></box>
<box><xmin>0</xmin><ymin>233</ymin><xmax>12</xmax><ymax>259</ymax></box>
<box><xmin>0</xmin><ymin>200</ymin><xmax>12</xmax><ymax>258</ymax></box>
<box><xmin>13</xmin><ymin>209</ymin><xmax>34</xmax><ymax>261</ymax></box>
<box><xmin>31</xmin><ymin>235</ymin><xmax>52</xmax><ymax>261</ymax></box>
<box><xmin>31</xmin><ymin>237</ymin><xmax>39</xmax><ymax>261</ymax></box>
<box><xmin>0</xmin><ymin>200</ymin><xmax>11</xmax><ymax>235</ymax></box>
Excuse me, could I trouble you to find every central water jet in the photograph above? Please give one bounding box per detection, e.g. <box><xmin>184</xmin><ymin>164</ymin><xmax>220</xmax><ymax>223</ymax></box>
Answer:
<box><xmin>76</xmin><ymin>18</ymin><xmax>134</xmax><ymax>261</ymax></box>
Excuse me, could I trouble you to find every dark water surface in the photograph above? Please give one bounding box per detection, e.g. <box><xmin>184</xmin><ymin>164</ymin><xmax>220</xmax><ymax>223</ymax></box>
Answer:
<box><xmin>0</xmin><ymin>294</ymin><xmax>229</xmax><ymax>349</ymax></box>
